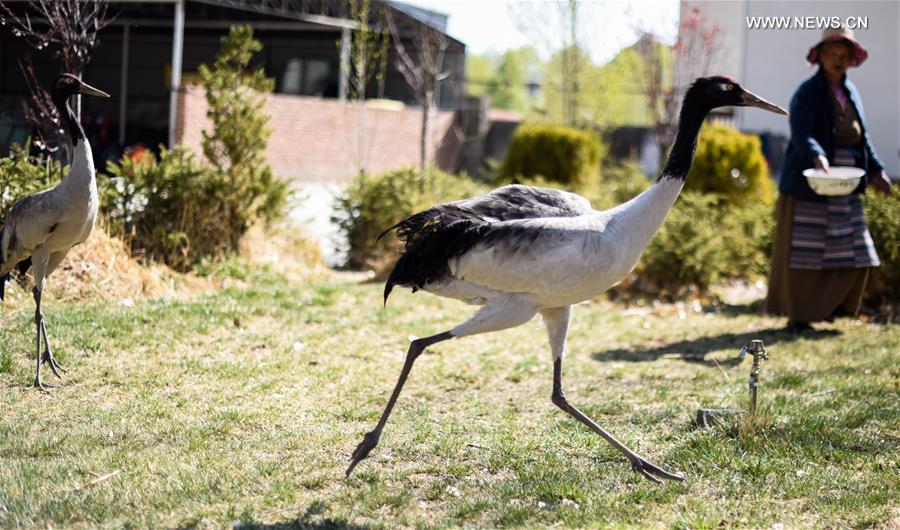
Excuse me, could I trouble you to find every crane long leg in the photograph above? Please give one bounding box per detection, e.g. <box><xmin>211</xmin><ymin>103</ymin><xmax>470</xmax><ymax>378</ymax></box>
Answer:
<box><xmin>40</xmin><ymin>249</ymin><xmax>68</xmax><ymax>378</ymax></box>
<box><xmin>30</xmin><ymin>249</ymin><xmax>58</xmax><ymax>389</ymax></box>
<box><xmin>346</xmin><ymin>295</ymin><xmax>539</xmax><ymax>477</ymax></box>
<box><xmin>551</xmin><ymin>358</ymin><xmax>683</xmax><ymax>483</ymax></box>
<box><xmin>40</xmin><ymin>319</ymin><xmax>66</xmax><ymax>377</ymax></box>
<box><xmin>539</xmin><ymin>306</ymin><xmax>682</xmax><ymax>483</ymax></box>
<box><xmin>346</xmin><ymin>330</ymin><xmax>454</xmax><ymax>477</ymax></box>
<box><xmin>31</xmin><ymin>287</ymin><xmax>54</xmax><ymax>389</ymax></box>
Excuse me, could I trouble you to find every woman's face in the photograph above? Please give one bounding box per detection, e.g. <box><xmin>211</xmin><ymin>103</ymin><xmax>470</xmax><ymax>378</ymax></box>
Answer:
<box><xmin>819</xmin><ymin>41</ymin><xmax>852</xmax><ymax>79</ymax></box>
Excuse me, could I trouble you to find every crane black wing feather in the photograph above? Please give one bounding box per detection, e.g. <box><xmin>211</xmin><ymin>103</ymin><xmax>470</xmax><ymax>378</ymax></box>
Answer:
<box><xmin>382</xmin><ymin>185</ymin><xmax>593</xmax><ymax>302</ymax></box>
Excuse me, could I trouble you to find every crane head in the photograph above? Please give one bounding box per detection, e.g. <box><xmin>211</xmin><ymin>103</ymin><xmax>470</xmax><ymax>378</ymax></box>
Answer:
<box><xmin>692</xmin><ymin>76</ymin><xmax>787</xmax><ymax>115</ymax></box>
<box><xmin>53</xmin><ymin>73</ymin><xmax>110</xmax><ymax>100</ymax></box>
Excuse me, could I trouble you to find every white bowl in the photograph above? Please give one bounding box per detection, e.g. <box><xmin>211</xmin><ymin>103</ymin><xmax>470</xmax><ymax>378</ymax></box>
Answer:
<box><xmin>803</xmin><ymin>166</ymin><xmax>865</xmax><ymax>196</ymax></box>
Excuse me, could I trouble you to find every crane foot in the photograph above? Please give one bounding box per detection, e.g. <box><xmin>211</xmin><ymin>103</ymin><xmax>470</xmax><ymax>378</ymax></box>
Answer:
<box><xmin>345</xmin><ymin>430</ymin><xmax>381</xmax><ymax>477</ymax></box>
<box><xmin>41</xmin><ymin>351</ymin><xmax>67</xmax><ymax>378</ymax></box>
<box><xmin>32</xmin><ymin>377</ymin><xmax>56</xmax><ymax>391</ymax></box>
<box><xmin>630</xmin><ymin>456</ymin><xmax>684</xmax><ymax>483</ymax></box>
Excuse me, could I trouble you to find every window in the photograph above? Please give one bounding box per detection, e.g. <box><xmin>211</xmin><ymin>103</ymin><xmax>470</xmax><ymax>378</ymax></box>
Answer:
<box><xmin>280</xmin><ymin>57</ymin><xmax>335</xmax><ymax>97</ymax></box>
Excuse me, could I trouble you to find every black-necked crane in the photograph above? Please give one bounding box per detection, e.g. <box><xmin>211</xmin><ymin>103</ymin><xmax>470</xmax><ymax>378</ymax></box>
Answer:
<box><xmin>0</xmin><ymin>74</ymin><xmax>109</xmax><ymax>389</ymax></box>
<box><xmin>346</xmin><ymin>77</ymin><xmax>787</xmax><ymax>483</ymax></box>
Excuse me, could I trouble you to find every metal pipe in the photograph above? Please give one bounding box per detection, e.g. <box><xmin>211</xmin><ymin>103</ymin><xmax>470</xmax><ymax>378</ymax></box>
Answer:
<box><xmin>119</xmin><ymin>24</ymin><xmax>130</xmax><ymax>146</ymax></box>
<box><xmin>167</xmin><ymin>0</ymin><xmax>185</xmax><ymax>148</ymax></box>
<box><xmin>338</xmin><ymin>26</ymin><xmax>350</xmax><ymax>102</ymax></box>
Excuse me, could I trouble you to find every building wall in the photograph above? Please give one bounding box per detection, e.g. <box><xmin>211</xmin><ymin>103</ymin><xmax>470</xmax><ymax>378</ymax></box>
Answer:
<box><xmin>175</xmin><ymin>86</ymin><xmax>459</xmax><ymax>183</ymax></box>
<box><xmin>685</xmin><ymin>0</ymin><xmax>899</xmax><ymax>176</ymax></box>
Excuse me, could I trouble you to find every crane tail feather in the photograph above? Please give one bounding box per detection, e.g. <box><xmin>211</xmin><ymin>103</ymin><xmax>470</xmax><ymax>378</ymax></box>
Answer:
<box><xmin>376</xmin><ymin>221</ymin><xmax>403</xmax><ymax>243</ymax></box>
<box><xmin>383</xmin><ymin>281</ymin><xmax>394</xmax><ymax>305</ymax></box>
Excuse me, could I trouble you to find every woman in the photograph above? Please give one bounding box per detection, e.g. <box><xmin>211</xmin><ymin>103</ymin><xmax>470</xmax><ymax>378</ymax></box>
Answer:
<box><xmin>767</xmin><ymin>26</ymin><xmax>892</xmax><ymax>334</ymax></box>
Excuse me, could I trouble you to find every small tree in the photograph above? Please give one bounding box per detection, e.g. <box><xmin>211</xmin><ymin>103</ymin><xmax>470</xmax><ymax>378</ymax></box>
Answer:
<box><xmin>636</xmin><ymin>7</ymin><xmax>721</xmax><ymax>167</ymax></box>
<box><xmin>0</xmin><ymin>0</ymin><xmax>111</xmax><ymax>76</ymax></box>
<box><xmin>510</xmin><ymin>0</ymin><xmax>592</xmax><ymax>128</ymax></box>
<box><xmin>198</xmin><ymin>25</ymin><xmax>288</xmax><ymax>251</ymax></box>
<box><xmin>342</xmin><ymin>0</ymin><xmax>390</xmax><ymax>174</ymax></box>
<box><xmin>386</xmin><ymin>10</ymin><xmax>450</xmax><ymax>170</ymax></box>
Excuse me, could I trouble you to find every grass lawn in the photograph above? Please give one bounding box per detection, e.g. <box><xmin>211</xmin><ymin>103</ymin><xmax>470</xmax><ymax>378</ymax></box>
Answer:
<box><xmin>1</xmin><ymin>270</ymin><xmax>897</xmax><ymax>529</ymax></box>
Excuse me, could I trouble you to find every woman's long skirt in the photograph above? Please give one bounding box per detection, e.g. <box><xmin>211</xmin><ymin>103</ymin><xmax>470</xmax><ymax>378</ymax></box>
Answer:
<box><xmin>765</xmin><ymin>194</ymin><xmax>873</xmax><ymax>322</ymax></box>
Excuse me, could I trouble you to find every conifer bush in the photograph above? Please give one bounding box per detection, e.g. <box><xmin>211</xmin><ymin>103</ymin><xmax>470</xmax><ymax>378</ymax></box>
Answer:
<box><xmin>686</xmin><ymin>122</ymin><xmax>774</xmax><ymax>204</ymax></box>
<box><xmin>864</xmin><ymin>191</ymin><xmax>900</xmax><ymax>309</ymax></box>
<box><xmin>198</xmin><ymin>25</ymin><xmax>287</xmax><ymax>251</ymax></box>
<box><xmin>498</xmin><ymin>124</ymin><xmax>603</xmax><ymax>188</ymax></box>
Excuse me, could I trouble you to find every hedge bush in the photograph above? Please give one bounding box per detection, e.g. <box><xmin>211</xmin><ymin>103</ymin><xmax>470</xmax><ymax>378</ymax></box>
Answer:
<box><xmin>585</xmin><ymin>160</ymin><xmax>650</xmax><ymax>211</ymax></box>
<box><xmin>864</xmin><ymin>190</ymin><xmax>900</xmax><ymax>309</ymax></box>
<box><xmin>333</xmin><ymin>167</ymin><xmax>486</xmax><ymax>273</ymax></box>
<box><xmin>628</xmin><ymin>191</ymin><xmax>774</xmax><ymax>296</ymax></box>
<box><xmin>498</xmin><ymin>124</ymin><xmax>603</xmax><ymax>188</ymax></box>
<box><xmin>686</xmin><ymin>122</ymin><xmax>774</xmax><ymax>205</ymax></box>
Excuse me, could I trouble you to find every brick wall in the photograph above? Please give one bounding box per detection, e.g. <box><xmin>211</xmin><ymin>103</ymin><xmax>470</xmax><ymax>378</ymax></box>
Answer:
<box><xmin>175</xmin><ymin>86</ymin><xmax>460</xmax><ymax>184</ymax></box>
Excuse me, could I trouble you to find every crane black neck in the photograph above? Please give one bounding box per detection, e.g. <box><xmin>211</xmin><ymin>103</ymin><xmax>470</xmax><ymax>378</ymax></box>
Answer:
<box><xmin>658</xmin><ymin>96</ymin><xmax>710</xmax><ymax>182</ymax></box>
<box><xmin>53</xmin><ymin>93</ymin><xmax>85</xmax><ymax>147</ymax></box>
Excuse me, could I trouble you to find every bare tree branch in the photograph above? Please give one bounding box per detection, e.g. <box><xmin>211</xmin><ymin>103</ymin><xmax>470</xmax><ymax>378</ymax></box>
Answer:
<box><xmin>17</xmin><ymin>56</ymin><xmax>63</xmax><ymax>156</ymax></box>
<box><xmin>1</xmin><ymin>0</ymin><xmax>115</xmax><ymax>75</ymax></box>
<box><xmin>635</xmin><ymin>5</ymin><xmax>721</xmax><ymax>167</ymax></box>
<box><xmin>385</xmin><ymin>10</ymin><xmax>450</xmax><ymax>170</ymax></box>
<box><xmin>1</xmin><ymin>0</ymin><xmax>114</xmax><ymax>144</ymax></box>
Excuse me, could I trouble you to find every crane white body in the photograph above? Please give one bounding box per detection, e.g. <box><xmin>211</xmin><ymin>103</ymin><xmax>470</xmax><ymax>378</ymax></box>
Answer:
<box><xmin>1</xmin><ymin>141</ymin><xmax>98</xmax><ymax>282</ymax></box>
<box><xmin>345</xmin><ymin>76</ymin><xmax>788</xmax><ymax>481</ymax></box>
<box><xmin>415</xmin><ymin>178</ymin><xmax>684</xmax><ymax>341</ymax></box>
<box><xmin>439</xmin><ymin>178</ymin><xmax>684</xmax><ymax>309</ymax></box>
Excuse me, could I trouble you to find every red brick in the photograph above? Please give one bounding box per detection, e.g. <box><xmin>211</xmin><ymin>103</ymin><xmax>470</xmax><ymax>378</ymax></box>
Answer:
<box><xmin>175</xmin><ymin>86</ymin><xmax>457</xmax><ymax>184</ymax></box>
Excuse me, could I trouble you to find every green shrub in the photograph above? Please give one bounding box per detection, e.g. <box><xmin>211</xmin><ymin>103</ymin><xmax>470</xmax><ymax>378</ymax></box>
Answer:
<box><xmin>628</xmin><ymin>191</ymin><xmax>774</xmax><ymax>296</ymax></box>
<box><xmin>101</xmin><ymin>25</ymin><xmax>289</xmax><ymax>271</ymax></box>
<box><xmin>686</xmin><ymin>123</ymin><xmax>774</xmax><ymax>205</ymax></box>
<box><xmin>864</xmin><ymin>191</ymin><xmax>900</xmax><ymax>308</ymax></box>
<box><xmin>585</xmin><ymin>160</ymin><xmax>650</xmax><ymax>211</ymax></box>
<box><xmin>0</xmin><ymin>140</ymin><xmax>64</xmax><ymax>213</ymax></box>
<box><xmin>720</xmin><ymin>199</ymin><xmax>775</xmax><ymax>280</ymax></box>
<box><xmin>637</xmin><ymin>192</ymin><xmax>728</xmax><ymax>294</ymax></box>
<box><xmin>333</xmin><ymin>167</ymin><xmax>486</xmax><ymax>273</ymax></box>
<box><xmin>102</xmin><ymin>146</ymin><xmax>218</xmax><ymax>270</ymax></box>
<box><xmin>498</xmin><ymin>124</ymin><xmax>603</xmax><ymax>187</ymax></box>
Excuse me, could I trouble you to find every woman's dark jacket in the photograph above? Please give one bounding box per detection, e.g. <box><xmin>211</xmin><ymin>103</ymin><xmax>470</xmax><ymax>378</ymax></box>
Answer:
<box><xmin>779</xmin><ymin>69</ymin><xmax>884</xmax><ymax>202</ymax></box>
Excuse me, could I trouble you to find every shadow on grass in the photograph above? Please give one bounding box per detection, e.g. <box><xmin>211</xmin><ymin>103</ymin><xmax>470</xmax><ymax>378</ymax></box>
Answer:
<box><xmin>591</xmin><ymin>326</ymin><xmax>841</xmax><ymax>366</ymax></box>
<box><xmin>220</xmin><ymin>502</ymin><xmax>373</xmax><ymax>530</ymax></box>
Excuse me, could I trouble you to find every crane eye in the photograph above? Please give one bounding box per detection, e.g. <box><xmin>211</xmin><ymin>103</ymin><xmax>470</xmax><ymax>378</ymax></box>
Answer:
<box><xmin>723</xmin><ymin>83</ymin><xmax>734</xmax><ymax>91</ymax></box>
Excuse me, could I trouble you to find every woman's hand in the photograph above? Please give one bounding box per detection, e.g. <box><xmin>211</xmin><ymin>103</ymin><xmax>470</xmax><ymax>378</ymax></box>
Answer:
<box><xmin>813</xmin><ymin>155</ymin><xmax>830</xmax><ymax>173</ymax></box>
<box><xmin>869</xmin><ymin>170</ymin><xmax>893</xmax><ymax>195</ymax></box>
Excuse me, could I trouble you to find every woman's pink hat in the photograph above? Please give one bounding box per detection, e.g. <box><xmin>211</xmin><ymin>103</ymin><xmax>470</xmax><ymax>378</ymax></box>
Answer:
<box><xmin>807</xmin><ymin>26</ymin><xmax>868</xmax><ymax>67</ymax></box>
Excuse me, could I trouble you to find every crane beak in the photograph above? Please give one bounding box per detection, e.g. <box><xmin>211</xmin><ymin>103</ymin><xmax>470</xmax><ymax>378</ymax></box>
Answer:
<box><xmin>78</xmin><ymin>81</ymin><xmax>110</xmax><ymax>98</ymax></box>
<box><xmin>739</xmin><ymin>90</ymin><xmax>787</xmax><ymax>115</ymax></box>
